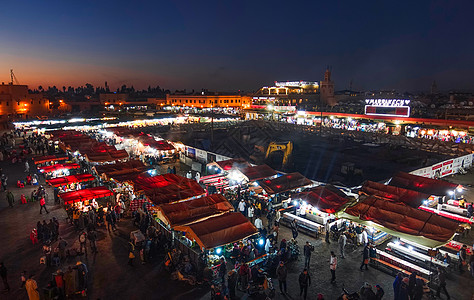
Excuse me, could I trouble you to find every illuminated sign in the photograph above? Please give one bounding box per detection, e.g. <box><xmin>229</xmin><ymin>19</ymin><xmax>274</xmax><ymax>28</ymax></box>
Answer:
<box><xmin>253</xmin><ymin>97</ymin><xmax>276</xmax><ymax>100</ymax></box>
<box><xmin>274</xmin><ymin>81</ymin><xmax>319</xmax><ymax>88</ymax></box>
<box><xmin>365</xmin><ymin>105</ymin><xmax>410</xmax><ymax>117</ymax></box>
<box><xmin>365</xmin><ymin>99</ymin><xmax>410</xmax><ymax>107</ymax></box>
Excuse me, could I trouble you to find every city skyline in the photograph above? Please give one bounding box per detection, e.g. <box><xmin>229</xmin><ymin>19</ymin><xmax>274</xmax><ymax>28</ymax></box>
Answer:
<box><xmin>1</xmin><ymin>1</ymin><xmax>474</xmax><ymax>92</ymax></box>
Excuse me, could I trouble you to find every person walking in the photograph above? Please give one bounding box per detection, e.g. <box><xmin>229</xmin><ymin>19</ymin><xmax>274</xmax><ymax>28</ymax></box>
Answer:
<box><xmin>325</xmin><ymin>221</ymin><xmax>331</xmax><ymax>244</ymax></box>
<box><xmin>79</xmin><ymin>231</ymin><xmax>87</xmax><ymax>256</ymax></box>
<box><xmin>290</xmin><ymin>219</ymin><xmax>298</xmax><ymax>239</ymax></box>
<box><xmin>1</xmin><ymin>174</ymin><xmax>8</xmax><ymax>191</ymax></box>
<box><xmin>6</xmin><ymin>190</ymin><xmax>14</xmax><ymax>207</ymax></box>
<box><xmin>128</xmin><ymin>239</ymin><xmax>135</xmax><ymax>266</ymax></box>
<box><xmin>247</xmin><ymin>205</ymin><xmax>254</xmax><ymax>224</ymax></box>
<box><xmin>276</xmin><ymin>261</ymin><xmax>287</xmax><ymax>295</ymax></box>
<box><xmin>238</xmin><ymin>199</ymin><xmax>246</xmax><ymax>215</ymax></box>
<box><xmin>360</xmin><ymin>244</ymin><xmax>370</xmax><ymax>271</ymax></box>
<box><xmin>435</xmin><ymin>267</ymin><xmax>450</xmax><ymax>299</ymax></box>
<box><xmin>338</xmin><ymin>231</ymin><xmax>347</xmax><ymax>259</ymax></box>
<box><xmin>25</xmin><ymin>275</ymin><xmax>40</xmax><ymax>300</ymax></box>
<box><xmin>393</xmin><ymin>272</ymin><xmax>403</xmax><ymax>300</ymax></box>
<box><xmin>25</xmin><ymin>161</ymin><xmax>30</xmax><ymax>173</ymax></box>
<box><xmin>254</xmin><ymin>216</ymin><xmax>263</xmax><ymax>232</ymax></box>
<box><xmin>298</xmin><ymin>268</ymin><xmax>311</xmax><ymax>300</ymax></box>
<box><xmin>303</xmin><ymin>241</ymin><xmax>314</xmax><ymax>268</ymax></box>
<box><xmin>458</xmin><ymin>245</ymin><xmax>467</xmax><ymax>274</ymax></box>
<box><xmin>0</xmin><ymin>263</ymin><xmax>9</xmax><ymax>292</ymax></box>
<box><xmin>330</xmin><ymin>251</ymin><xmax>337</xmax><ymax>283</ymax></box>
<box><xmin>39</xmin><ymin>196</ymin><xmax>49</xmax><ymax>214</ymax></box>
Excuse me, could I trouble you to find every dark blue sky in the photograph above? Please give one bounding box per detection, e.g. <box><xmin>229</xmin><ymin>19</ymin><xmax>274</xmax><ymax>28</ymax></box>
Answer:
<box><xmin>1</xmin><ymin>0</ymin><xmax>473</xmax><ymax>92</ymax></box>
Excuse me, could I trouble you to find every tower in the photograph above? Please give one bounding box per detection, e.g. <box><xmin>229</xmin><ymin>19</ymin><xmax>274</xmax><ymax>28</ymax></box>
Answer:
<box><xmin>320</xmin><ymin>67</ymin><xmax>335</xmax><ymax>106</ymax></box>
<box><xmin>431</xmin><ymin>80</ymin><xmax>438</xmax><ymax>94</ymax></box>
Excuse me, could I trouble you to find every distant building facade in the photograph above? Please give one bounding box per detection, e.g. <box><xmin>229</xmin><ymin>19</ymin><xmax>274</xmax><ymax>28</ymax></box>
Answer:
<box><xmin>99</xmin><ymin>93</ymin><xmax>166</xmax><ymax>109</ymax></box>
<box><xmin>166</xmin><ymin>93</ymin><xmax>251</xmax><ymax>108</ymax></box>
<box><xmin>0</xmin><ymin>83</ymin><xmax>51</xmax><ymax>119</ymax></box>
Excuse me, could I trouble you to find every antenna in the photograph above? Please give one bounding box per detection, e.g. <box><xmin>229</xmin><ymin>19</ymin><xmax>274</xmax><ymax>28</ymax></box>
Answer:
<box><xmin>10</xmin><ymin>69</ymin><xmax>19</xmax><ymax>85</ymax></box>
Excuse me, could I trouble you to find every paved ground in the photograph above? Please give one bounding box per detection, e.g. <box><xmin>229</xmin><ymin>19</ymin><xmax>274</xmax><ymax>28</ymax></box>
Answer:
<box><xmin>0</xmin><ymin>136</ymin><xmax>473</xmax><ymax>299</ymax></box>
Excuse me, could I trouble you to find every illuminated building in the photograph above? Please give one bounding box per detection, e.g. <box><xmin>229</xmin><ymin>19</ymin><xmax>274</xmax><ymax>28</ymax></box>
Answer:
<box><xmin>99</xmin><ymin>93</ymin><xmax>166</xmax><ymax>110</ymax></box>
<box><xmin>252</xmin><ymin>80</ymin><xmax>320</xmax><ymax>110</ymax></box>
<box><xmin>166</xmin><ymin>93</ymin><xmax>251</xmax><ymax>108</ymax></box>
<box><xmin>0</xmin><ymin>83</ymin><xmax>51</xmax><ymax>120</ymax></box>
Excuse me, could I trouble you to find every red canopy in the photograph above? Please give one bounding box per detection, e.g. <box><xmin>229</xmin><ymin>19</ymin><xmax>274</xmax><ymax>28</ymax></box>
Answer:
<box><xmin>215</xmin><ymin>158</ymin><xmax>251</xmax><ymax>171</ymax></box>
<box><xmin>33</xmin><ymin>155</ymin><xmax>68</xmax><ymax>165</ymax></box>
<box><xmin>293</xmin><ymin>185</ymin><xmax>350</xmax><ymax>214</ymax></box>
<box><xmin>258</xmin><ymin>172</ymin><xmax>312</xmax><ymax>195</ymax></box>
<box><xmin>131</xmin><ymin>174</ymin><xmax>205</xmax><ymax>205</ymax></box>
<box><xmin>39</xmin><ymin>163</ymin><xmax>81</xmax><ymax>173</ymax></box>
<box><xmin>240</xmin><ymin>164</ymin><xmax>276</xmax><ymax>181</ymax></box>
<box><xmin>174</xmin><ymin>212</ymin><xmax>258</xmax><ymax>249</ymax></box>
<box><xmin>343</xmin><ymin>196</ymin><xmax>459</xmax><ymax>243</ymax></box>
<box><xmin>362</xmin><ymin>180</ymin><xmax>430</xmax><ymax>208</ymax></box>
<box><xmin>389</xmin><ymin>171</ymin><xmax>458</xmax><ymax>196</ymax></box>
<box><xmin>155</xmin><ymin>194</ymin><xmax>234</xmax><ymax>227</ymax></box>
<box><xmin>58</xmin><ymin>186</ymin><xmax>113</xmax><ymax>204</ymax></box>
<box><xmin>47</xmin><ymin>174</ymin><xmax>95</xmax><ymax>187</ymax></box>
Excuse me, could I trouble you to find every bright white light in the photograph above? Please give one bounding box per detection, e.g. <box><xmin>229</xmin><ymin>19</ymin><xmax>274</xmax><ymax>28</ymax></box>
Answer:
<box><xmin>456</xmin><ymin>187</ymin><xmax>463</xmax><ymax>193</ymax></box>
<box><xmin>448</xmin><ymin>190</ymin><xmax>454</xmax><ymax>196</ymax></box>
<box><xmin>395</xmin><ymin>241</ymin><xmax>400</xmax><ymax>246</ymax></box>
<box><xmin>297</xmin><ymin>110</ymin><xmax>305</xmax><ymax>116</ymax></box>
<box><xmin>293</xmin><ymin>200</ymin><xmax>298</xmax><ymax>206</ymax></box>
<box><xmin>267</xmin><ymin>104</ymin><xmax>274</xmax><ymax>111</ymax></box>
<box><xmin>302</xmin><ymin>201</ymin><xmax>307</xmax><ymax>206</ymax></box>
<box><xmin>216</xmin><ymin>248</ymin><xmax>222</xmax><ymax>255</ymax></box>
<box><xmin>423</xmin><ymin>200</ymin><xmax>428</xmax><ymax>206</ymax></box>
<box><xmin>369</xmin><ymin>227</ymin><xmax>375</xmax><ymax>233</ymax></box>
<box><xmin>408</xmin><ymin>246</ymin><xmax>413</xmax><ymax>251</ymax></box>
<box><xmin>258</xmin><ymin>238</ymin><xmax>264</xmax><ymax>246</ymax></box>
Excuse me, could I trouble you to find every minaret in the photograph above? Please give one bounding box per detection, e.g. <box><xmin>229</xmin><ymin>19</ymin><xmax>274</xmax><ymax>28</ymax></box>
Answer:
<box><xmin>430</xmin><ymin>80</ymin><xmax>437</xmax><ymax>94</ymax></box>
<box><xmin>320</xmin><ymin>67</ymin><xmax>335</xmax><ymax>106</ymax></box>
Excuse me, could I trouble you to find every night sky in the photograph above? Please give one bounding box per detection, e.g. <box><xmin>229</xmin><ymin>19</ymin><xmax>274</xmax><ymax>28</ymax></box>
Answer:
<box><xmin>1</xmin><ymin>1</ymin><xmax>473</xmax><ymax>92</ymax></box>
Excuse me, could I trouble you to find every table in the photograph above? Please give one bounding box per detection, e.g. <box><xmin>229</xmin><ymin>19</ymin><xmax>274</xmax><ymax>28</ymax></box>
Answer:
<box><xmin>388</xmin><ymin>242</ymin><xmax>449</xmax><ymax>268</ymax></box>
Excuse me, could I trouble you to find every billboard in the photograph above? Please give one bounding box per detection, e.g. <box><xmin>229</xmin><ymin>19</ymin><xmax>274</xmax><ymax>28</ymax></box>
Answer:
<box><xmin>364</xmin><ymin>99</ymin><xmax>411</xmax><ymax>117</ymax></box>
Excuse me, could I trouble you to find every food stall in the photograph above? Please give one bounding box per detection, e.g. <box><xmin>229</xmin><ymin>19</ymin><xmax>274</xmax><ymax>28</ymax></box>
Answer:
<box><xmin>32</xmin><ymin>155</ymin><xmax>68</xmax><ymax>167</ymax></box>
<box><xmin>38</xmin><ymin>163</ymin><xmax>81</xmax><ymax>178</ymax></box>
<box><xmin>58</xmin><ymin>186</ymin><xmax>113</xmax><ymax>211</ymax></box>
<box><xmin>46</xmin><ymin>174</ymin><xmax>96</xmax><ymax>188</ymax></box>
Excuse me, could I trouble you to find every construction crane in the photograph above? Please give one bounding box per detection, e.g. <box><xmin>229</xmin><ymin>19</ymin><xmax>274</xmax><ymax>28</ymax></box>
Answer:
<box><xmin>265</xmin><ymin>141</ymin><xmax>293</xmax><ymax>168</ymax></box>
<box><xmin>10</xmin><ymin>69</ymin><xmax>19</xmax><ymax>85</ymax></box>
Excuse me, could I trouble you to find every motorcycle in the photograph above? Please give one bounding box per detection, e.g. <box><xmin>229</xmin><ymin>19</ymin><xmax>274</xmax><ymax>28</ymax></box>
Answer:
<box><xmin>248</xmin><ymin>272</ymin><xmax>275</xmax><ymax>299</ymax></box>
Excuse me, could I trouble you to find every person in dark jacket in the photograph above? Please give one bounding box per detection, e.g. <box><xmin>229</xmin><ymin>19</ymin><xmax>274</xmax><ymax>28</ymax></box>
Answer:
<box><xmin>276</xmin><ymin>261</ymin><xmax>287</xmax><ymax>294</ymax></box>
<box><xmin>0</xmin><ymin>262</ymin><xmax>9</xmax><ymax>292</ymax></box>
<box><xmin>303</xmin><ymin>241</ymin><xmax>314</xmax><ymax>268</ymax></box>
<box><xmin>435</xmin><ymin>267</ymin><xmax>450</xmax><ymax>299</ymax></box>
<box><xmin>359</xmin><ymin>282</ymin><xmax>376</xmax><ymax>300</ymax></box>
<box><xmin>413</xmin><ymin>278</ymin><xmax>424</xmax><ymax>300</ymax></box>
<box><xmin>407</xmin><ymin>273</ymin><xmax>416</xmax><ymax>299</ymax></box>
<box><xmin>360</xmin><ymin>245</ymin><xmax>370</xmax><ymax>270</ymax></box>
<box><xmin>393</xmin><ymin>272</ymin><xmax>403</xmax><ymax>300</ymax></box>
<box><xmin>375</xmin><ymin>284</ymin><xmax>384</xmax><ymax>299</ymax></box>
<box><xmin>398</xmin><ymin>278</ymin><xmax>409</xmax><ymax>300</ymax></box>
<box><xmin>298</xmin><ymin>269</ymin><xmax>311</xmax><ymax>300</ymax></box>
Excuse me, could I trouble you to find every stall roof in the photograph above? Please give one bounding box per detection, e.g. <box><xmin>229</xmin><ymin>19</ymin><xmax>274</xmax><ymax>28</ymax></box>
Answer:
<box><xmin>85</xmin><ymin>149</ymin><xmax>129</xmax><ymax>163</ymax></box>
<box><xmin>293</xmin><ymin>185</ymin><xmax>350</xmax><ymax>214</ymax></box>
<box><xmin>95</xmin><ymin>160</ymin><xmax>146</xmax><ymax>175</ymax></box>
<box><xmin>340</xmin><ymin>196</ymin><xmax>459</xmax><ymax>247</ymax></box>
<box><xmin>174</xmin><ymin>212</ymin><xmax>258</xmax><ymax>249</ymax></box>
<box><xmin>39</xmin><ymin>163</ymin><xmax>81</xmax><ymax>173</ymax></box>
<box><xmin>389</xmin><ymin>171</ymin><xmax>459</xmax><ymax>196</ymax></box>
<box><xmin>362</xmin><ymin>180</ymin><xmax>430</xmax><ymax>208</ymax></box>
<box><xmin>155</xmin><ymin>194</ymin><xmax>234</xmax><ymax>227</ymax></box>
<box><xmin>240</xmin><ymin>164</ymin><xmax>277</xmax><ymax>181</ymax></box>
<box><xmin>132</xmin><ymin>174</ymin><xmax>205</xmax><ymax>205</ymax></box>
<box><xmin>215</xmin><ymin>158</ymin><xmax>251</xmax><ymax>171</ymax></box>
<box><xmin>257</xmin><ymin>172</ymin><xmax>312</xmax><ymax>195</ymax></box>
<box><xmin>33</xmin><ymin>155</ymin><xmax>68</xmax><ymax>165</ymax></box>
<box><xmin>58</xmin><ymin>186</ymin><xmax>113</xmax><ymax>204</ymax></box>
<box><xmin>47</xmin><ymin>174</ymin><xmax>95</xmax><ymax>187</ymax></box>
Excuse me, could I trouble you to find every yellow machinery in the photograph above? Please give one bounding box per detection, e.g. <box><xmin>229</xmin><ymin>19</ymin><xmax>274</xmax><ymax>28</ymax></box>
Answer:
<box><xmin>265</xmin><ymin>141</ymin><xmax>293</xmax><ymax>167</ymax></box>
